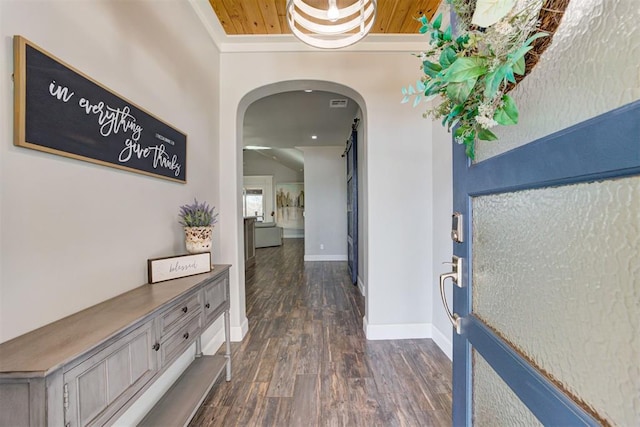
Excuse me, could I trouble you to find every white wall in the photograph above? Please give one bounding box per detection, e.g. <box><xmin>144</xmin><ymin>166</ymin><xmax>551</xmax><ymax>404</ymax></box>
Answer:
<box><xmin>301</xmin><ymin>146</ymin><xmax>347</xmax><ymax>261</ymax></box>
<box><xmin>0</xmin><ymin>0</ymin><xmax>221</xmax><ymax>343</ymax></box>
<box><xmin>219</xmin><ymin>52</ymin><xmax>434</xmax><ymax>343</ymax></box>
<box><xmin>364</xmin><ymin>104</ymin><xmax>432</xmax><ymax>339</ymax></box>
<box><xmin>243</xmin><ymin>150</ymin><xmax>304</xmax><ymax>182</ymax></box>
<box><xmin>430</xmin><ymin>122</ymin><xmax>454</xmax><ymax>360</ymax></box>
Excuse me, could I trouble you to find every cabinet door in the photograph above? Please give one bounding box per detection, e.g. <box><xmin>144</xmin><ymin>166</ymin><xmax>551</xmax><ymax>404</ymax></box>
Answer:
<box><xmin>63</xmin><ymin>320</ymin><xmax>156</xmax><ymax>427</ymax></box>
<box><xmin>202</xmin><ymin>275</ymin><xmax>229</xmax><ymax>326</ymax></box>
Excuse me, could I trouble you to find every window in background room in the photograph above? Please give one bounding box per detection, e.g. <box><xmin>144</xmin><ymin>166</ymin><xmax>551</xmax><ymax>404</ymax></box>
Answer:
<box><xmin>243</xmin><ymin>188</ymin><xmax>264</xmax><ymax>221</ymax></box>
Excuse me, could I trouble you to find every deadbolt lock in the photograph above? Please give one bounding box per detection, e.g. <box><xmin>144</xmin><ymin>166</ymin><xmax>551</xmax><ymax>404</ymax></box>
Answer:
<box><xmin>451</xmin><ymin>212</ymin><xmax>464</xmax><ymax>243</ymax></box>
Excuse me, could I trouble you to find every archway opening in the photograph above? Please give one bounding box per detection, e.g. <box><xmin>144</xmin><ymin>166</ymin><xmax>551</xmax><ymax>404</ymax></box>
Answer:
<box><xmin>236</xmin><ymin>80</ymin><xmax>369</xmax><ymax>325</ymax></box>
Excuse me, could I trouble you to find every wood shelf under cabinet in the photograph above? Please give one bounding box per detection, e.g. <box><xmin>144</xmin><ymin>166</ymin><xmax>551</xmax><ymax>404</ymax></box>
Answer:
<box><xmin>139</xmin><ymin>355</ymin><xmax>227</xmax><ymax>427</ymax></box>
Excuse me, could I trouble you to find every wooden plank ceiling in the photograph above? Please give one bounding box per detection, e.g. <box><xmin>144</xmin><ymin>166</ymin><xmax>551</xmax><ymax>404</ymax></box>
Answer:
<box><xmin>209</xmin><ymin>0</ymin><xmax>442</xmax><ymax>35</ymax></box>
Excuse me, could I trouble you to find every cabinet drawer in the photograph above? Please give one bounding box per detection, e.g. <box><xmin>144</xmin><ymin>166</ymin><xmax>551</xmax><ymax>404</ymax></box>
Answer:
<box><xmin>63</xmin><ymin>321</ymin><xmax>156</xmax><ymax>427</ymax></box>
<box><xmin>159</xmin><ymin>314</ymin><xmax>202</xmax><ymax>366</ymax></box>
<box><xmin>202</xmin><ymin>276</ymin><xmax>228</xmax><ymax>325</ymax></box>
<box><xmin>157</xmin><ymin>292</ymin><xmax>201</xmax><ymax>336</ymax></box>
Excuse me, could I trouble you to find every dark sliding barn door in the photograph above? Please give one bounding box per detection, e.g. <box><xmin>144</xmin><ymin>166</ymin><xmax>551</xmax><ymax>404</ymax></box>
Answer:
<box><xmin>346</xmin><ymin>121</ymin><xmax>358</xmax><ymax>285</ymax></box>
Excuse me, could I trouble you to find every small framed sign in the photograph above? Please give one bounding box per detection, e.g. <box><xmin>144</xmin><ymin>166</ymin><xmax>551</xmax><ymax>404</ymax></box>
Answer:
<box><xmin>148</xmin><ymin>253</ymin><xmax>212</xmax><ymax>284</ymax></box>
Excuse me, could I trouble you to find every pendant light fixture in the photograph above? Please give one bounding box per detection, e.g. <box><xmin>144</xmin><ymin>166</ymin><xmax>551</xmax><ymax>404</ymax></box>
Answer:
<box><xmin>286</xmin><ymin>0</ymin><xmax>377</xmax><ymax>49</ymax></box>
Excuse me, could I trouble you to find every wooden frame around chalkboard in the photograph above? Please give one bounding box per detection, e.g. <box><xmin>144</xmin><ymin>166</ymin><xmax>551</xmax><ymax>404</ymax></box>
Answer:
<box><xmin>13</xmin><ymin>35</ymin><xmax>188</xmax><ymax>183</ymax></box>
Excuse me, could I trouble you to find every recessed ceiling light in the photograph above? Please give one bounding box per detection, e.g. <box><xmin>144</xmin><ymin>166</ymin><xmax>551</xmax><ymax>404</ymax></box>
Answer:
<box><xmin>304</xmin><ymin>89</ymin><xmax>313</xmax><ymax>93</ymax></box>
<box><xmin>244</xmin><ymin>145</ymin><xmax>271</xmax><ymax>150</ymax></box>
<box><xmin>311</xmin><ymin>135</ymin><xmax>318</xmax><ymax>140</ymax></box>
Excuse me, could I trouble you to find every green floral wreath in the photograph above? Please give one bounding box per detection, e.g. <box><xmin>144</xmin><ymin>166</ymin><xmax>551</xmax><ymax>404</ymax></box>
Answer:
<box><xmin>402</xmin><ymin>0</ymin><xmax>551</xmax><ymax>159</ymax></box>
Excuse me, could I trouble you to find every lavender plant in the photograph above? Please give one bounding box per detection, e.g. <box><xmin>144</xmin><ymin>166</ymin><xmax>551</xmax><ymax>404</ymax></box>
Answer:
<box><xmin>178</xmin><ymin>199</ymin><xmax>218</xmax><ymax>227</ymax></box>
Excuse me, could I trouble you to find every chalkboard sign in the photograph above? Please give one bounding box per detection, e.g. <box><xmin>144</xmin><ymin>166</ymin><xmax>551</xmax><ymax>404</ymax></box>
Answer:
<box><xmin>13</xmin><ymin>36</ymin><xmax>187</xmax><ymax>183</ymax></box>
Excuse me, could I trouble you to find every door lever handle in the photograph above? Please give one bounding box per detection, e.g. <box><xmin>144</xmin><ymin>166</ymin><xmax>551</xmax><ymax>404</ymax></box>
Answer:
<box><xmin>439</xmin><ymin>256</ymin><xmax>463</xmax><ymax>335</ymax></box>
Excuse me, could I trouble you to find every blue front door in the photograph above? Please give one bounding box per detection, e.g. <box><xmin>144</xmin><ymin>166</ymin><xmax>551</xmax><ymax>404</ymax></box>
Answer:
<box><xmin>448</xmin><ymin>101</ymin><xmax>640</xmax><ymax>425</ymax></box>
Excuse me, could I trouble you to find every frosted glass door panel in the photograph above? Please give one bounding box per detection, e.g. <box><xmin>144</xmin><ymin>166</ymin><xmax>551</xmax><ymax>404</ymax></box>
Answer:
<box><xmin>473</xmin><ymin>350</ymin><xmax>542</xmax><ymax>427</ymax></box>
<box><xmin>472</xmin><ymin>176</ymin><xmax>640</xmax><ymax>425</ymax></box>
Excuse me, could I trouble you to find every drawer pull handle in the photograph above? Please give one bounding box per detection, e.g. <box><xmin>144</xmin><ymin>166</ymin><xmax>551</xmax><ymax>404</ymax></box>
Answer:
<box><xmin>152</xmin><ymin>343</ymin><xmax>160</xmax><ymax>351</ymax></box>
<box><xmin>182</xmin><ymin>306</ymin><xmax>188</xmax><ymax>313</ymax></box>
<box><xmin>205</xmin><ymin>303</ymin><xmax>211</xmax><ymax>309</ymax></box>
<box><xmin>183</xmin><ymin>332</ymin><xmax>189</xmax><ymax>340</ymax></box>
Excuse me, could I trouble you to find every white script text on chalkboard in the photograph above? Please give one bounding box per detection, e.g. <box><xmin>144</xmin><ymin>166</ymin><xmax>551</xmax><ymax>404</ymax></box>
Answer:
<box><xmin>48</xmin><ymin>81</ymin><xmax>182</xmax><ymax>177</ymax></box>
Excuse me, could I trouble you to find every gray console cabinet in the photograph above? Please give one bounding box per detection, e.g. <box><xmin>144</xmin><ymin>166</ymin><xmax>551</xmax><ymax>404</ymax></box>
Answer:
<box><xmin>0</xmin><ymin>265</ymin><xmax>231</xmax><ymax>427</ymax></box>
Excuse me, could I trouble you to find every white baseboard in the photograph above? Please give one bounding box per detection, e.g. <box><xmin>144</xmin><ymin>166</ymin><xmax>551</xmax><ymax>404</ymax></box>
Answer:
<box><xmin>231</xmin><ymin>316</ymin><xmax>249</xmax><ymax>341</ymax></box>
<box><xmin>363</xmin><ymin>316</ymin><xmax>433</xmax><ymax>340</ymax></box>
<box><xmin>202</xmin><ymin>327</ymin><xmax>225</xmax><ymax>355</ymax></box>
<box><xmin>361</xmin><ymin>317</ymin><xmax>453</xmax><ymax>360</ymax></box>
<box><xmin>431</xmin><ymin>326</ymin><xmax>453</xmax><ymax>360</ymax></box>
<box><xmin>357</xmin><ymin>275</ymin><xmax>365</xmax><ymax>296</ymax></box>
<box><xmin>201</xmin><ymin>315</ymin><xmax>247</xmax><ymax>354</ymax></box>
<box><xmin>201</xmin><ymin>317</ymin><xmax>225</xmax><ymax>355</ymax></box>
<box><xmin>283</xmin><ymin>230</ymin><xmax>304</xmax><ymax>238</ymax></box>
<box><xmin>304</xmin><ymin>254</ymin><xmax>348</xmax><ymax>261</ymax></box>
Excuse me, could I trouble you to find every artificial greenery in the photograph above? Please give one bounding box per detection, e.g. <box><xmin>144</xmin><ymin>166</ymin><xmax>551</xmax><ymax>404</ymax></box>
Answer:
<box><xmin>402</xmin><ymin>1</ymin><xmax>547</xmax><ymax>159</ymax></box>
<box><xmin>178</xmin><ymin>199</ymin><xmax>218</xmax><ymax>227</ymax></box>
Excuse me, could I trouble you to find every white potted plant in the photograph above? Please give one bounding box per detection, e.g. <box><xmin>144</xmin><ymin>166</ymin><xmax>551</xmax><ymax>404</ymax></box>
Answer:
<box><xmin>178</xmin><ymin>199</ymin><xmax>218</xmax><ymax>254</ymax></box>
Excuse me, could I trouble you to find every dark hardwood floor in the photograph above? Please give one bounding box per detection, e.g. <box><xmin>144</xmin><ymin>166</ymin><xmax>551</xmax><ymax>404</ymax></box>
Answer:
<box><xmin>191</xmin><ymin>239</ymin><xmax>452</xmax><ymax>426</ymax></box>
